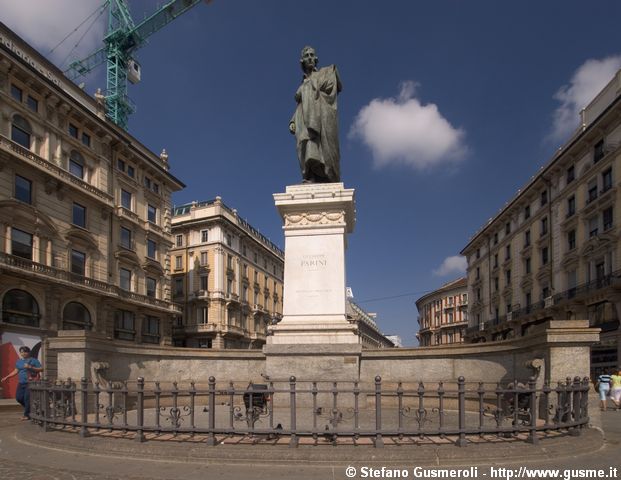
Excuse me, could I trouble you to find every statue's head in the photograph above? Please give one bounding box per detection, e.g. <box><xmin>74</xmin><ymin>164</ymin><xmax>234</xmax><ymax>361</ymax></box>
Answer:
<box><xmin>300</xmin><ymin>46</ymin><xmax>318</xmax><ymax>73</ymax></box>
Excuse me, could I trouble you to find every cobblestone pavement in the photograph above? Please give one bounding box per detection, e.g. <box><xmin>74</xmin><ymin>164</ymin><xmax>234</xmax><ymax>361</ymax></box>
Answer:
<box><xmin>0</xmin><ymin>399</ymin><xmax>619</xmax><ymax>480</ymax></box>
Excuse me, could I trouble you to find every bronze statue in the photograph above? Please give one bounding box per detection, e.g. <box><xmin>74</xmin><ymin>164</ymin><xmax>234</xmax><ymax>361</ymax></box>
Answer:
<box><xmin>289</xmin><ymin>46</ymin><xmax>342</xmax><ymax>183</ymax></box>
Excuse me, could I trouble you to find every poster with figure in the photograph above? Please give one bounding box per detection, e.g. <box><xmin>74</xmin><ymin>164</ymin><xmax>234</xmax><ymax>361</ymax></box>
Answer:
<box><xmin>0</xmin><ymin>332</ymin><xmax>42</xmax><ymax>399</ymax></box>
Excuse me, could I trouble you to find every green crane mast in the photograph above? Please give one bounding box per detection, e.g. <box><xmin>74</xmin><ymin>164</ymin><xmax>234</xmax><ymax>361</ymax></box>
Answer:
<box><xmin>65</xmin><ymin>0</ymin><xmax>205</xmax><ymax>130</ymax></box>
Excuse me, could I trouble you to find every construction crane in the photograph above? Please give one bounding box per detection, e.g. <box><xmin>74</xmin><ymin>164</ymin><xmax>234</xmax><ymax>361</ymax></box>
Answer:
<box><xmin>64</xmin><ymin>0</ymin><xmax>207</xmax><ymax>130</ymax></box>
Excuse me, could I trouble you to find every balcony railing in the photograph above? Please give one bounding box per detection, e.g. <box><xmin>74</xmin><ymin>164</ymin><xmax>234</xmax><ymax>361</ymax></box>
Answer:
<box><xmin>0</xmin><ymin>252</ymin><xmax>180</xmax><ymax>313</ymax></box>
<box><xmin>0</xmin><ymin>134</ymin><xmax>113</xmax><ymax>206</ymax></box>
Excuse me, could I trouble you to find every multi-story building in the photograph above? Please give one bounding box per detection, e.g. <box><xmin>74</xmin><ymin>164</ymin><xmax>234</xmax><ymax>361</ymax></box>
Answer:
<box><xmin>0</xmin><ymin>23</ymin><xmax>184</xmax><ymax>389</ymax></box>
<box><xmin>170</xmin><ymin>198</ymin><xmax>285</xmax><ymax>349</ymax></box>
<box><xmin>416</xmin><ymin>277</ymin><xmax>468</xmax><ymax>346</ymax></box>
<box><xmin>461</xmin><ymin>70</ymin><xmax>621</xmax><ymax>374</ymax></box>
<box><xmin>346</xmin><ymin>300</ymin><xmax>394</xmax><ymax>349</ymax></box>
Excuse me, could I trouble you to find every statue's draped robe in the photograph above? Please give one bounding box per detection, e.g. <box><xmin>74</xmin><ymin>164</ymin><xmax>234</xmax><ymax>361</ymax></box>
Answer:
<box><xmin>292</xmin><ymin>65</ymin><xmax>342</xmax><ymax>182</ymax></box>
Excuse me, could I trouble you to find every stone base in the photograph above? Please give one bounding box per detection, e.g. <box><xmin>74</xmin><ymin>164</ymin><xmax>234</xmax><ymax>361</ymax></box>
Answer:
<box><xmin>269</xmin><ymin>183</ymin><xmax>357</xmax><ymax>345</ymax></box>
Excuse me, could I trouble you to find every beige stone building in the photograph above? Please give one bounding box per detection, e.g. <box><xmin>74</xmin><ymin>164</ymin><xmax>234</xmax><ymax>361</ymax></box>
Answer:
<box><xmin>461</xmin><ymin>70</ymin><xmax>621</xmax><ymax>374</ymax></box>
<box><xmin>0</xmin><ymin>23</ymin><xmax>184</xmax><ymax>386</ymax></box>
<box><xmin>170</xmin><ymin>198</ymin><xmax>284</xmax><ymax>349</ymax></box>
<box><xmin>346</xmin><ymin>300</ymin><xmax>395</xmax><ymax>349</ymax></box>
<box><xmin>416</xmin><ymin>277</ymin><xmax>468</xmax><ymax>346</ymax></box>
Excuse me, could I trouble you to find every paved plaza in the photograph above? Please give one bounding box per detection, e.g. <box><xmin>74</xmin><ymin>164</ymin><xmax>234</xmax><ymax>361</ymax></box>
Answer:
<box><xmin>0</xmin><ymin>394</ymin><xmax>619</xmax><ymax>480</ymax></box>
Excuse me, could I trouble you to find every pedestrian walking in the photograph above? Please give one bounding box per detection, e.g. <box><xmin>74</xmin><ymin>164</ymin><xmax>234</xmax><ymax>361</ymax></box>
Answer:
<box><xmin>596</xmin><ymin>370</ymin><xmax>613</xmax><ymax>411</ymax></box>
<box><xmin>610</xmin><ymin>369</ymin><xmax>621</xmax><ymax>409</ymax></box>
<box><xmin>0</xmin><ymin>346</ymin><xmax>43</xmax><ymax>420</ymax></box>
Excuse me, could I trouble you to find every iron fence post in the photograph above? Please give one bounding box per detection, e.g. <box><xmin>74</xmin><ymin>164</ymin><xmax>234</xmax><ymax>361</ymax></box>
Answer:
<box><xmin>79</xmin><ymin>377</ymin><xmax>89</xmax><ymax>437</ymax></box>
<box><xmin>477</xmin><ymin>382</ymin><xmax>485</xmax><ymax>436</ymax></box>
<box><xmin>206</xmin><ymin>376</ymin><xmax>216</xmax><ymax>446</ymax></box>
<box><xmin>135</xmin><ymin>377</ymin><xmax>145</xmax><ymax>443</ymax></box>
<box><xmin>374</xmin><ymin>376</ymin><xmax>384</xmax><ymax>448</ymax></box>
<box><xmin>289</xmin><ymin>376</ymin><xmax>298</xmax><ymax>447</ymax></box>
<box><xmin>542</xmin><ymin>380</ymin><xmax>551</xmax><ymax>427</ymax></box>
<box><xmin>456</xmin><ymin>376</ymin><xmax>467</xmax><ymax>447</ymax></box>
<box><xmin>581</xmin><ymin>377</ymin><xmax>590</xmax><ymax>427</ymax></box>
<box><xmin>570</xmin><ymin>377</ymin><xmax>581</xmax><ymax>436</ymax></box>
<box><xmin>41</xmin><ymin>378</ymin><xmax>51</xmax><ymax>432</ymax></box>
<box><xmin>189</xmin><ymin>381</ymin><xmax>196</xmax><ymax>432</ymax></box>
<box><xmin>438</xmin><ymin>381</ymin><xmax>445</xmax><ymax>438</ymax></box>
<box><xmin>527</xmin><ymin>377</ymin><xmax>538</xmax><ymax>444</ymax></box>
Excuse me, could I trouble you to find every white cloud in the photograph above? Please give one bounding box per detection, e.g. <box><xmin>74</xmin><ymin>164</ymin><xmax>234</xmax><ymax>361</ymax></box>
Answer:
<box><xmin>0</xmin><ymin>0</ymin><xmax>106</xmax><ymax>68</ymax></box>
<box><xmin>550</xmin><ymin>55</ymin><xmax>621</xmax><ymax>142</ymax></box>
<box><xmin>433</xmin><ymin>255</ymin><xmax>467</xmax><ymax>277</ymax></box>
<box><xmin>349</xmin><ymin>81</ymin><xmax>467</xmax><ymax>170</ymax></box>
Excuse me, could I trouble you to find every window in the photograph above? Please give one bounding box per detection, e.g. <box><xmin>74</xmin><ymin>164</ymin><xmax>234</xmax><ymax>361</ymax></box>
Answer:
<box><xmin>542</xmin><ymin>286</ymin><xmax>550</xmax><ymax>299</ymax></box>
<box><xmin>147</xmin><ymin>204</ymin><xmax>157</xmax><ymax>223</ymax></box>
<box><xmin>81</xmin><ymin>132</ymin><xmax>90</xmax><ymax>147</ymax></box>
<box><xmin>174</xmin><ymin>278</ymin><xmax>184</xmax><ymax>296</ymax></box>
<box><xmin>27</xmin><ymin>95</ymin><xmax>38</xmax><ymax>113</ymax></box>
<box><xmin>2</xmin><ymin>289</ymin><xmax>39</xmax><ymax>327</ymax></box>
<box><xmin>589</xmin><ymin>216</ymin><xmax>599</xmax><ymax>238</ymax></box>
<box><xmin>71</xmin><ymin>249</ymin><xmax>86</xmax><ymax>276</ymax></box>
<box><xmin>568</xmin><ymin>229</ymin><xmax>576</xmax><ymax>250</ymax></box>
<box><xmin>200</xmin><ymin>275</ymin><xmax>208</xmax><ymax>291</ymax></box>
<box><xmin>567</xmin><ymin>270</ymin><xmax>577</xmax><ymax>298</ymax></box>
<box><xmin>198</xmin><ymin>338</ymin><xmax>212</xmax><ymax>348</ymax></box>
<box><xmin>10</xmin><ymin>84</ymin><xmax>22</xmax><ymax>102</ymax></box>
<box><xmin>493</xmin><ymin>253</ymin><xmax>498</xmax><ymax>268</ymax></box>
<box><xmin>152</xmin><ymin>183</ymin><xmax>159</xmax><ymax>194</ymax></box>
<box><xmin>505</xmin><ymin>244</ymin><xmax>511</xmax><ymax>260</ymax></box>
<box><xmin>494</xmin><ymin>277</ymin><xmax>499</xmax><ymax>291</ymax></box>
<box><xmin>72</xmin><ymin>202</ymin><xmax>86</xmax><ymax>228</ymax></box>
<box><xmin>477</xmin><ymin>288</ymin><xmax>481</xmax><ymax>301</ymax></box>
<box><xmin>526</xmin><ymin>292</ymin><xmax>532</xmax><ymax>307</ymax></box>
<box><xmin>120</xmin><ymin>268</ymin><xmax>132</xmax><ymax>291</ymax></box>
<box><xmin>567</xmin><ymin>196</ymin><xmax>575</xmax><ymax>217</ymax></box>
<box><xmin>594</xmin><ymin>139</ymin><xmax>605</xmax><ymax>163</ymax></box>
<box><xmin>121</xmin><ymin>189</ymin><xmax>132</xmax><ymax>210</ymax></box>
<box><xmin>144</xmin><ymin>176</ymin><xmax>151</xmax><ymax>189</ymax></box>
<box><xmin>525</xmin><ymin>257</ymin><xmax>531</xmax><ymax>274</ymax></box>
<box><xmin>117</xmin><ymin>159</ymin><xmax>125</xmax><ymax>171</ymax></box>
<box><xmin>200</xmin><ymin>251</ymin><xmax>208</xmax><ymax>265</ymax></box>
<box><xmin>505</xmin><ymin>222</ymin><xmax>511</xmax><ymax>235</ymax></box>
<box><xmin>69</xmin><ymin>151</ymin><xmax>85</xmax><ymax>179</ymax></box>
<box><xmin>176</xmin><ymin>234</ymin><xmax>183</xmax><ymax>247</ymax></box>
<box><xmin>567</xmin><ymin>165</ymin><xmax>575</xmax><ymax>184</ymax></box>
<box><xmin>68</xmin><ymin>123</ymin><xmax>79</xmax><ymax>138</ymax></box>
<box><xmin>201</xmin><ymin>230</ymin><xmax>209</xmax><ymax>243</ymax></box>
<box><xmin>226</xmin><ymin>279</ymin><xmax>232</xmax><ymax>296</ymax></box>
<box><xmin>242</xmin><ymin>245</ymin><xmax>247</xmax><ymax>256</ymax></box>
<box><xmin>588</xmin><ymin>180</ymin><xmax>598</xmax><ymax>203</ymax></box>
<box><xmin>127</xmin><ymin>165</ymin><xmax>135</xmax><ymax>178</ymax></box>
<box><xmin>541</xmin><ymin>247</ymin><xmax>549</xmax><ymax>265</ymax></box>
<box><xmin>147</xmin><ymin>239</ymin><xmax>157</xmax><ymax>259</ymax></box>
<box><xmin>242</xmin><ymin>286</ymin><xmax>248</xmax><ymax>302</ymax></box>
<box><xmin>540</xmin><ymin>217</ymin><xmax>548</xmax><ymax>236</ymax></box>
<box><xmin>15</xmin><ymin>175</ymin><xmax>31</xmax><ymax>204</ymax></box>
<box><xmin>603</xmin><ymin>207</ymin><xmax>613</xmax><ymax>231</ymax></box>
<box><xmin>62</xmin><ymin>302</ymin><xmax>91</xmax><ymax>330</ymax></box>
<box><xmin>227</xmin><ymin>254</ymin><xmax>232</xmax><ymax>269</ymax></box>
<box><xmin>11</xmin><ymin>115</ymin><xmax>31</xmax><ymax>149</ymax></box>
<box><xmin>120</xmin><ymin>227</ymin><xmax>132</xmax><ymax>249</ymax></box>
<box><xmin>524</xmin><ymin>205</ymin><xmax>530</xmax><ymax>220</ymax></box>
<box><xmin>602</xmin><ymin>168</ymin><xmax>612</xmax><ymax>192</ymax></box>
<box><xmin>114</xmin><ymin>310</ymin><xmax>135</xmax><ymax>341</ymax></box>
<box><xmin>11</xmin><ymin>228</ymin><xmax>32</xmax><ymax>260</ymax></box>
<box><xmin>175</xmin><ymin>255</ymin><xmax>182</xmax><ymax>270</ymax></box>
<box><xmin>142</xmin><ymin>316</ymin><xmax>160</xmax><ymax>344</ymax></box>
<box><xmin>476</xmin><ymin>267</ymin><xmax>480</xmax><ymax>280</ymax></box>
<box><xmin>540</xmin><ymin>190</ymin><xmax>547</xmax><ymax>206</ymax></box>
<box><xmin>146</xmin><ymin>277</ymin><xmax>156</xmax><ymax>298</ymax></box>
<box><xmin>505</xmin><ymin>269</ymin><xmax>511</xmax><ymax>285</ymax></box>
<box><xmin>524</xmin><ymin>230</ymin><xmax>531</xmax><ymax>247</ymax></box>
<box><xmin>226</xmin><ymin>234</ymin><xmax>232</xmax><ymax>247</ymax></box>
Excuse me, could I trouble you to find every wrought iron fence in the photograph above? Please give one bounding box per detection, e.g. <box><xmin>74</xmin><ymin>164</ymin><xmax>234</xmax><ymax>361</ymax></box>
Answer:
<box><xmin>29</xmin><ymin>376</ymin><xmax>590</xmax><ymax>447</ymax></box>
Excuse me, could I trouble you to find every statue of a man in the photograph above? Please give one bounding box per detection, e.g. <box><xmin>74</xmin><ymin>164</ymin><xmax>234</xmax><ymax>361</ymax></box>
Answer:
<box><xmin>289</xmin><ymin>46</ymin><xmax>342</xmax><ymax>183</ymax></box>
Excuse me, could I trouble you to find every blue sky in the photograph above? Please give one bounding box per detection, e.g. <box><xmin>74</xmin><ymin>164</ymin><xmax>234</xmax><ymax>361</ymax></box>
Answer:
<box><xmin>4</xmin><ymin>0</ymin><xmax>621</xmax><ymax>345</ymax></box>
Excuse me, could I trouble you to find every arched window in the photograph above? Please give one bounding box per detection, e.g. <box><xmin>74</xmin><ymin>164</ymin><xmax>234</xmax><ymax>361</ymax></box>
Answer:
<box><xmin>11</xmin><ymin>115</ymin><xmax>32</xmax><ymax>149</ymax></box>
<box><xmin>69</xmin><ymin>151</ymin><xmax>85</xmax><ymax>179</ymax></box>
<box><xmin>2</xmin><ymin>289</ymin><xmax>39</xmax><ymax>327</ymax></box>
<box><xmin>62</xmin><ymin>302</ymin><xmax>92</xmax><ymax>330</ymax></box>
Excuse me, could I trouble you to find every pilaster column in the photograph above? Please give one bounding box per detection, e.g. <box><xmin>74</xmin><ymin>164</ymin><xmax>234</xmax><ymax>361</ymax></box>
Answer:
<box><xmin>5</xmin><ymin>225</ymin><xmax>11</xmax><ymax>254</ymax></box>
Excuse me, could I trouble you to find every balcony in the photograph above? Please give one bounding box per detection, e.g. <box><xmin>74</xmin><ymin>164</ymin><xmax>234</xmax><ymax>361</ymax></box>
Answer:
<box><xmin>193</xmin><ymin>290</ymin><xmax>210</xmax><ymax>300</ymax></box>
<box><xmin>182</xmin><ymin>322</ymin><xmax>218</xmax><ymax>334</ymax></box>
<box><xmin>250</xmin><ymin>331</ymin><xmax>267</xmax><ymax>342</ymax></box>
<box><xmin>0</xmin><ymin>134</ymin><xmax>114</xmax><ymax>207</ymax></box>
<box><xmin>223</xmin><ymin>324</ymin><xmax>247</xmax><ymax>336</ymax></box>
<box><xmin>0</xmin><ymin>252</ymin><xmax>181</xmax><ymax>314</ymax></box>
<box><xmin>144</xmin><ymin>220</ymin><xmax>168</xmax><ymax>239</ymax></box>
<box><xmin>117</xmin><ymin>206</ymin><xmax>141</xmax><ymax>226</ymax></box>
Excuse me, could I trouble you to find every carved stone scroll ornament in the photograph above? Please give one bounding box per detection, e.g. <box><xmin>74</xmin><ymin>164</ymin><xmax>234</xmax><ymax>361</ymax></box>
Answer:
<box><xmin>90</xmin><ymin>361</ymin><xmax>123</xmax><ymax>389</ymax></box>
<box><xmin>284</xmin><ymin>210</ymin><xmax>345</xmax><ymax>227</ymax></box>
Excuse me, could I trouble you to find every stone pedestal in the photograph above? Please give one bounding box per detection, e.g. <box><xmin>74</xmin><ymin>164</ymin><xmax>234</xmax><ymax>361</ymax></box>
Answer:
<box><xmin>268</xmin><ymin>183</ymin><xmax>358</xmax><ymax>344</ymax></box>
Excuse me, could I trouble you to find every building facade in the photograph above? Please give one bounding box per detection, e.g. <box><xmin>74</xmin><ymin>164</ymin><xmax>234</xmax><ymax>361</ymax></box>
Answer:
<box><xmin>346</xmin><ymin>300</ymin><xmax>395</xmax><ymax>349</ymax></box>
<box><xmin>0</xmin><ymin>23</ymin><xmax>184</xmax><ymax>391</ymax></box>
<box><xmin>461</xmin><ymin>70</ymin><xmax>621</xmax><ymax>374</ymax></box>
<box><xmin>416</xmin><ymin>277</ymin><xmax>468</xmax><ymax>346</ymax></box>
<box><xmin>170</xmin><ymin>198</ymin><xmax>285</xmax><ymax>349</ymax></box>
